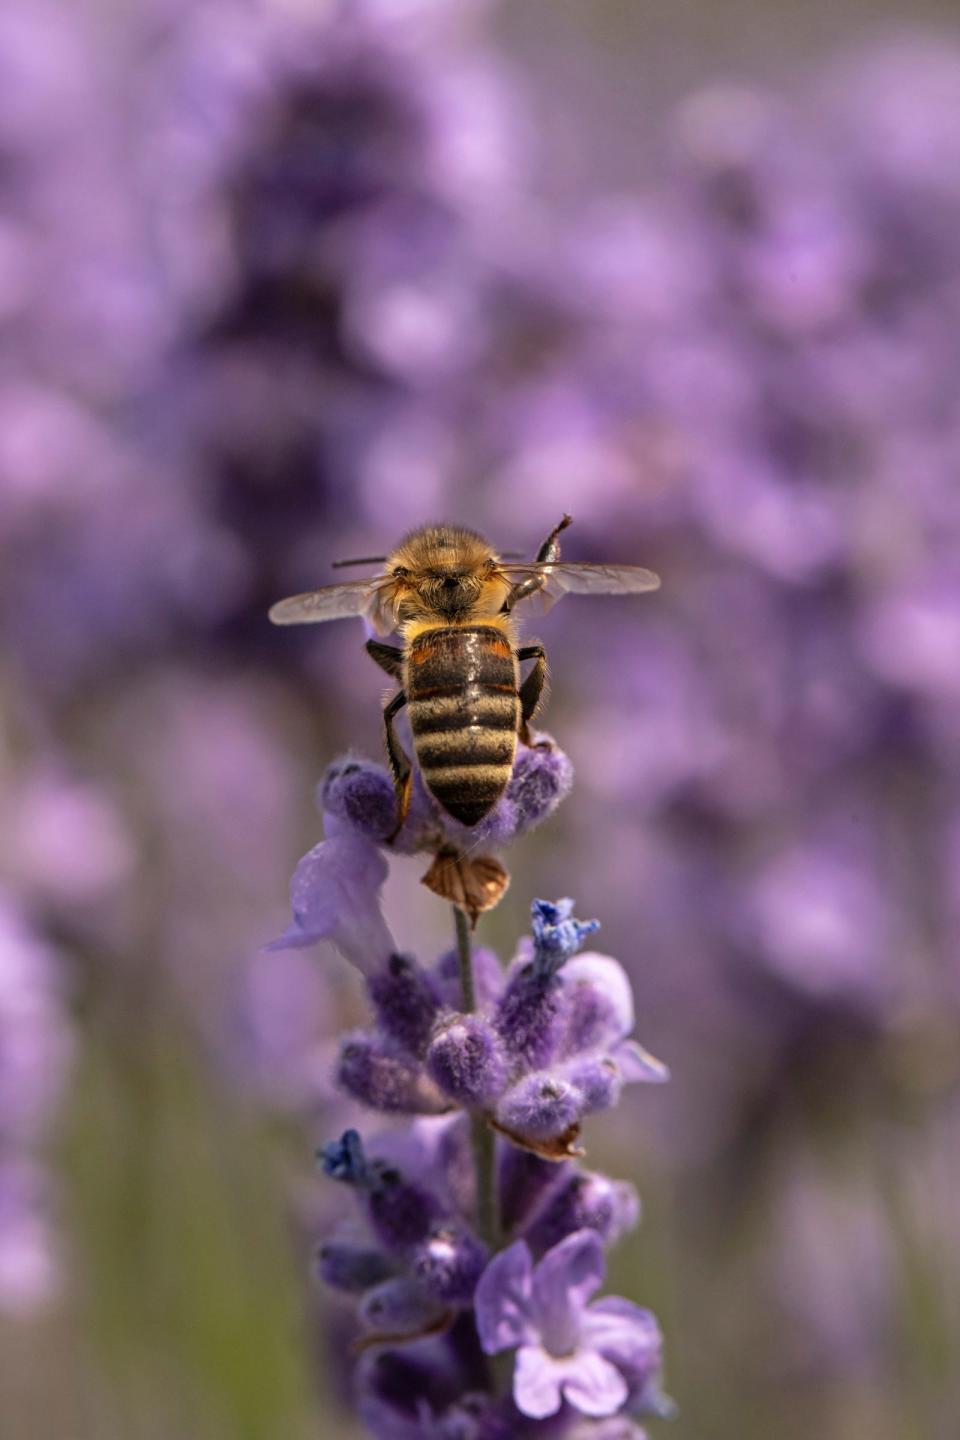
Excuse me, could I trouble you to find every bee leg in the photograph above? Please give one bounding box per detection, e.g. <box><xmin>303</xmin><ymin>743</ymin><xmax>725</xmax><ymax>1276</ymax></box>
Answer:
<box><xmin>382</xmin><ymin>689</ymin><xmax>413</xmax><ymax>841</ymax></box>
<box><xmin>534</xmin><ymin>514</ymin><xmax>573</xmax><ymax>565</ymax></box>
<box><xmin>501</xmin><ymin>516</ymin><xmax>573</xmax><ymax>614</ymax></box>
<box><xmin>502</xmin><ymin>574</ymin><xmax>543</xmax><ymax>612</ymax></box>
<box><xmin>517</xmin><ymin>643</ymin><xmax>548</xmax><ymax>746</ymax></box>
<box><xmin>366</xmin><ymin>639</ymin><xmax>405</xmax><ymax>681</ymax></box>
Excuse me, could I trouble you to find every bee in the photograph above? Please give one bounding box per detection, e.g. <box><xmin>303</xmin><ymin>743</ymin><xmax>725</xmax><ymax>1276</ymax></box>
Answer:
<box><xmin>270</xmin><ymin>515</ymin><xmax>659</xmax><ymax>831</ymax></box>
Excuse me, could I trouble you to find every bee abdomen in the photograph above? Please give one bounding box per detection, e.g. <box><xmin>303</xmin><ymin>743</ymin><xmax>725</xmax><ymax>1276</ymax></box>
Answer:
<box><xmin>407</xmin><ymin>626</ymin><xmax>519</xmax><ymax>826</ymax></box>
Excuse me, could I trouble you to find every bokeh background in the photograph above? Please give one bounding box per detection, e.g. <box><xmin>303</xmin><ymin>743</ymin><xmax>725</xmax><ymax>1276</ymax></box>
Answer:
<box><xmin>2</xmin><ymin>1</ymin><xmax>959</xmax><ymax>1437</ymax></box>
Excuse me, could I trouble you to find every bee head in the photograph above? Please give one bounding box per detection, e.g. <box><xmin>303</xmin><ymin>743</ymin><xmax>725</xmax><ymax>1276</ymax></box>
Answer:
<box><xmin>386</xmin><ymin>525</ymin><xmax>507</xmax><ymax>622</ymax></box>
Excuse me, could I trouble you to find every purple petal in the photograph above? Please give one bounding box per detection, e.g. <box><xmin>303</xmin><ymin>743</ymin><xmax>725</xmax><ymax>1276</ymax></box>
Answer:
<box><xmin>513</xmin><ymin>1345</ymin><xmax>565</xmax><ymax>1419</ymax></box>
<box><xmin>612</xmin><ymin>1040</ymin><xmax>670</xmax><ymax>1084</ymax></box>
<box><xmin>561</xmin><ymin>954</ymin><xmax>635</xmax><ymax>1047</ymax></box>
<box><xmin>532</xmin><ymin>1229</ymin><xmax>605</xmax><ymax>1350</ymax></box>
<box><xmin>474</xmin><ymin>1240</ymin><xmax>536</xmax><ymax>1354</ymax></box>
<box><xmin>583</xmin><ymin>1296</ymin><xmax>663</xmax><ymax>1381</ymax></box>
<box><xmin>265</xmin><ymin>824</ymin><xmax>395</xmax><ymax>974</ymax></box>
<box><xmin>560</xmin><ymin>1348</ymin><xmax>630</xmax><ymax>1418</ymax></box>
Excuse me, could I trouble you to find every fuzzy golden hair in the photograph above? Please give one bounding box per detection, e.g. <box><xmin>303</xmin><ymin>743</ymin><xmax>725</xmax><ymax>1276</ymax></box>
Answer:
<box><xmin>387</xmin><ymin>524</ymin><xmax>498</xmax><ymax>577</ymax></box>
<box><xmin>385</xmin><ymin>525</ymin><xmax>511</xmax><ymax>628</ymax></box>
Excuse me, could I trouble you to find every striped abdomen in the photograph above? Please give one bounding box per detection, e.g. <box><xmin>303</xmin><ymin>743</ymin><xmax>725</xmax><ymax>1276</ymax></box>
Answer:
<box><xmin>406</xmin><ymin>625</ymin><xmax>519</xmax><ymax>827</ymax></box>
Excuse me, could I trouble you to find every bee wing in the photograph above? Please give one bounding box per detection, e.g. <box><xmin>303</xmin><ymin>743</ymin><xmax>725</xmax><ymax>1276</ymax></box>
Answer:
<box><xmin>500</xmin><ymin>561</ymin><xmax>661</xmax><ymax>614</ymax></box>
<box><xmin>269</xmin><ymin>579</ymin><xmax>396</xmax><ymax>634</ymax></box>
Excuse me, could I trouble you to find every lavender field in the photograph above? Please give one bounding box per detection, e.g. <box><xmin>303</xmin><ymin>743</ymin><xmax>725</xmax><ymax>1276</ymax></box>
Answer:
<box><xmin>1</xmin><ymin>2</ymin><xmax>959</xmax><ymax>1438</ymax></box>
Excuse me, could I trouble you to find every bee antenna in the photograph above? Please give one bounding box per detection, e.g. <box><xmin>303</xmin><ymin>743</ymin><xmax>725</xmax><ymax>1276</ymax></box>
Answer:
<box><xmin>331</xmin><ymin>555</ymin><xmax>388</xmax><ymax>569</ymax></box>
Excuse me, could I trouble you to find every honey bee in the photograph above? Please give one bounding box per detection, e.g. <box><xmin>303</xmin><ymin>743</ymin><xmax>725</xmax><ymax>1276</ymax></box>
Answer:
<box><xmin>270</xmin><ymin>516</ymin><xmax>659</xmax><ymax>831</ymax></box>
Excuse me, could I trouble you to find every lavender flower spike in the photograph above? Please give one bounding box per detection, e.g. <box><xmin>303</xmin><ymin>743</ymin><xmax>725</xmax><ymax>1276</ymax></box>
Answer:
<box><xmin>475</xmin><ymin>1229</ymin><xmax>661</xmax><ymax>1419</ymax></box>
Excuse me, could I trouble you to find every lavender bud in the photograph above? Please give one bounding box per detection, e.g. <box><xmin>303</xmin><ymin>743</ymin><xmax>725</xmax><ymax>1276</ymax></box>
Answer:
<box><xmin>507</xmin><ymin>738</ymin><xmax>575</xmax><ymax>835</ymax></box>
<box><xmin>566</xmin><ymin>1055</ymin><xmax>623</xmax><ymax>1114</ymax></box>
<box><xmin>562</xmin><ymin>980</ymin><xmax>626</xmax><ymax>1058</ymax></box>
<box><xmin>316</xmin><ymin>1242</ymin><xmax>393</xmax><ymax>1294</ymax></box>
<box><xmin>367</xmin><ymin>953</ymin><xmax>442</xmax><ymax>1057</ymax></box>
<box><xmin>366</xmin><ymin>1167</ymin><xmax>443</xmax><ymax>1255</ymax></box>
<box><xmin>498</xmin><ymin>1150</ymin><xmax>568</xmax><ymax>1236</ymax></box>
<box><xmin>426</xmin><ymin>1015</ymin><xmax>508</xmax><ymax>1107</ymax></box>
<box><xmin>320</xmin><ymin>759</ymin><xmax>397</xmax><ymax>842</ymax></box>
<box><xmin>496</xmin><ymin>1072</ymin><xmax>581</xmax><ymax>1141</ymax></box>
<box><xmin>493</xmin><ymin>965</ymin><xmax>565</xmax><ymax>1070</ymax></box>
<box><xmin>412</xmin><ymin>1223</ymin><xmax>488</xmax><ymax>1304</ymax></box>
<box><xmin>525</xmin><ymin>1172</ymin><xmax>641</xmax><ymax>1254</ymax></box>
<box><xmin>360</xmin><ymin>1276</ymin><xmax>445</xmax><ymax>1334</ymax></box>
<box><xmin>530</xmin><ymin>898</ymin><xmax>601</xmax><ymax>978</ymax></box>
<box><xmin>337</xmin><ymin>1033</ymin><xmax>449</xmax><ymax>1114</ymax></box>
<box><xmin>320</xmin><ymin>1129</ymin><xmax>369</xmax><ymax>1187</ymax></box>
<box><xmin>359</xmin><ymin>1350</ymin><xmax>455</xmax><ymax>1431</ymax></box>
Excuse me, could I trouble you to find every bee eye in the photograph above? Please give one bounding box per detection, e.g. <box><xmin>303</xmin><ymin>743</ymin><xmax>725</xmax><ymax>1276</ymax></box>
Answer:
<box><xmin>392</xmin><ymin>566</ymin><xmax>408</xmax><ymax>579</ymax></box>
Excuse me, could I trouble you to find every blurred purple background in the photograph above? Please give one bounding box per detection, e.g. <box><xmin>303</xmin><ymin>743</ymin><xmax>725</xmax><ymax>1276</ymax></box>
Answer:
<box><xmin>1</xmin><ymin>2</ymin><xmax>959</xmax><ymax>1437</ymax></box>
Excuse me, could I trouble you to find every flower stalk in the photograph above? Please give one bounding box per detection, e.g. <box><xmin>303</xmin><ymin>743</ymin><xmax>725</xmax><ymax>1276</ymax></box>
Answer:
<box><xmin>454</xmin><ymin>902</ymin><xmax>500</xmax><ymax>1251</ymax></box>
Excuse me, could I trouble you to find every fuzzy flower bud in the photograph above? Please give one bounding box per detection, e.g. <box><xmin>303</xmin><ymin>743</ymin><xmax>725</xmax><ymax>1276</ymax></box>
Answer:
<box><xmin>360</xmin><ymin>1276</ymin><xmax>446</xmax><ymax>1335</ymax></box>
<box><xmin>493</xmin><ymin>900</ymin><xmax>602</xmax><ymax>1070</ymax></box>
<box><xmin>426</xmin><ymin>1014</ymin><xmax>508</xmax><ymax>1107</ymax></box>
<box><xmin>320</xmin><ymin>759</ymin><xmax>398</xmax><ymax>842</ymax></box>
<box><xmin>366</xmin><ymin>1166</ymin><xmax>444</xmax><ymax>1255</ymax></box>
<box><xmin>412</xmin><ymin>1223</ymin><xmax>488</xmax><ymax>1304</ymax></box>
<box><xmin>508</xmin><ymin>739</ymin><xmax>575</xmax><ymax>835</ymax></box>
<box><xmin>497</xmin><ymin>1072</ymin><xmax>581</xmax><ymax>1141</ymax></box>
<box><xmin>367</xmin><ymin>953</ymin><xmax>442</xmax><ymax>1057</ymax></box>
<box><xmin>493</xmin><ymin>964</ymin><xmax>565</xmax><ymax>1071</ymax></box>
<box><xmin>337</xmin><ymin>1032</ymin><xmax>449</xmax><ymax>1114</ymax></box>
<box><xmin>498</xmin><ymin>1151</ymin><xmax>568</xmax><ymax>1237</ymax></box>
<box><xmin>526</xmin><ymin>1172</ymin><xmax>641</xmax><ymax>1255</ymax></box>
<box><xmin>316</xmin><ymin>1241</ymin><xmax>393</xmax><ymax>1294</ymax></box>
<box><xmin>566</xmin><ymin>1055</ymin><xmax>623</xmax><ymax>1115</ymax></box>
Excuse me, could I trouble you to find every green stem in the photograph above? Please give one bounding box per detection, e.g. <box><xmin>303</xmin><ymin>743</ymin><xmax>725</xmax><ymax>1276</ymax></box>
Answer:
<box><xmin>453</xmin><ymin>904</ymin><xmax>498</xmax><ymax>1249</ymax></box>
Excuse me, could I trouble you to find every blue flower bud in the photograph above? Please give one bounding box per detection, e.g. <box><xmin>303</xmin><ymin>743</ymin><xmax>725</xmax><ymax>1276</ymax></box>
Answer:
<box><xmin>412</xmin><ymin>1224</ymin><xmax>487</xmax><ymax>1304</ymax></box>
<box><xmin>367</xmin><ymin>953</ymin><xmax>442</xmax><ymax>1057</ymax></box>
<box><xmin>531</xmin><ymin>898</ymin><xmax>600</xmax><ymax>980</ymax></box>
<box><xmin>316</xmin><ymin>1242</ymin><xmax>393</xmax><ymax>1294</ymax></box>
<box><xmin>319</xmin><ymin>1129</ymin><xmax>369</xmax><ymax>1187</ymax></box>
<box><xmin>426</xmin><ymin>1015</ymin><xmax>508</xmax><ymax>1107</ymax></box>
<box><xmin>496</xmin><ymin>1072</ymin><xmax>581</xmax><ymax>1141</ymax></box>
<box><xmin>337</xmin><ymin>1032</ymin><xmax>449</xmax><ymax>1114</ymax></box>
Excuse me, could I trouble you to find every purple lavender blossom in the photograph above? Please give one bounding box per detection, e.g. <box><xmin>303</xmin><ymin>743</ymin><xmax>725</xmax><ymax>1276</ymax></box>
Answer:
<box><xmin>475</xmin><ymin>1230</ymin><xmax>661</xmax><ymax>1419</ymax></box>
<box><xmin>265</xmin><ymin>810</ymin><xmax>394</xmax><ymax>972</ymax></box>
<box><xmin>308</xmin><ymin>880</ymin><xmax>667</xmax><ymax>1434</ymax></box>
<box><xmin>426</xmin><ymin>1015</ymin><xmax>508</xmax><ymax>1107</ymax></box>
<box><xmin>319</xmin><ymin>744</ymin><xmax>573</xmax><ymax>860</ymax></box>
